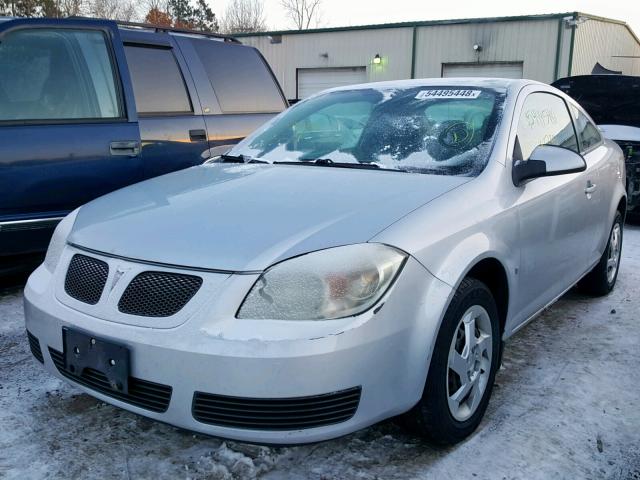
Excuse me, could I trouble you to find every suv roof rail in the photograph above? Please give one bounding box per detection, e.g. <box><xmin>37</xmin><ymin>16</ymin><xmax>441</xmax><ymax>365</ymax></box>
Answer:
<box><xmin>117</xmin><ymin>20</ymin><xmax>241</xmax><ymax>43</ymax></box>
<box><xmin>68</xmin><ymin>16</ymin><xmax>241</xmax><ymax>43</ymax></box>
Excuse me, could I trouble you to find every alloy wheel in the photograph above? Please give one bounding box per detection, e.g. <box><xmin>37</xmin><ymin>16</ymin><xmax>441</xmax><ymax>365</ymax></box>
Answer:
<box><xmin>607</xmin><ymin>223</ymin><xmax>621</xmax><ymax>284</ymax></box>
<box><xmin>446</xmin><ymin>305</ymin><xmax>493</xmax><ymax>421</ymax></box>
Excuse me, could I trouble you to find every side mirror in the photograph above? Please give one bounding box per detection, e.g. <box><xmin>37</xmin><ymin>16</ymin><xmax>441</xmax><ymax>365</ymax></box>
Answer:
<box><xmin>512</xmin><ymin>145</ymin><xmax>586</xmax><ymax>186</ymax></box>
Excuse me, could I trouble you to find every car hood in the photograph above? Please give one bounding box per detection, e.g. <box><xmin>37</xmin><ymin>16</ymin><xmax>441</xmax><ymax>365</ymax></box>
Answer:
<box><xmin>69</xmin><ymin>163</ymin><xmax>469</xmax><ymax>272</ymax></box>
<box><xmin>599</xmin><ymin>124</ymin><xmax>640</xmax><ymax>142</ymax></box>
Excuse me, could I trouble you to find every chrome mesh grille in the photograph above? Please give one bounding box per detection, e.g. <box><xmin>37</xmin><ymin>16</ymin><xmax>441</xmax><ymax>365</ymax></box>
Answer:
<box><xmin>118</xmin><ymin>271</ymin><xmax>202</xmax><ymax>317</ymax></box>
<box><xmin>64</xmin><ymin>254</ymin><xmax>109</xmax><ymax>305</ymax></box>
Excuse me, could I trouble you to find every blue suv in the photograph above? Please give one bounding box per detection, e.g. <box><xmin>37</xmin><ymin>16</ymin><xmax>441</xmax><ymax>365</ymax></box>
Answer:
<box><xmin>0</xmin><ymin>17</ymin><xmax>287</xmax><ymax>263</ymax></box>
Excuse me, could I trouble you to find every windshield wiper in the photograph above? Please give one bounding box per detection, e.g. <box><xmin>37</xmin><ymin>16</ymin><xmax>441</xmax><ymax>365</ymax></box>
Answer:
<box><xmin>219</xmin><ymin>154</ymin><xmax>267</xmax><ymax>164</ymax></box>
<box><xmin>275</xmin><ymin>158</ymin><xmax>409</xmax><ymax>173</ymax></box>
<box><xmin>274</xmin><ymin>158</ymin><xmax>384</xmax><ymax>170</ymax></box>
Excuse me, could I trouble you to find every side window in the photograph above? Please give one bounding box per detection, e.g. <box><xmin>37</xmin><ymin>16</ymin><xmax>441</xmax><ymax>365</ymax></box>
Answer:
<box><xmin>191</xmin><ymin>39</ymin><xmax>285</xmax><ymax>114</ymax></box>
<box><xmin>0</xmin><ymin>28</ymin><xmax>121</xmax><ymax>122</ymax></box>
<box><xmin>124</xmin><ymin>46</ymin><xmax>192</xmax><ymax>114</ymax></box>
<box><xmin>569</xmin><ymin>104</ymin><xmax>602</xmax><ymax>153</ymax></box>
<box><xmin>514</xmin><ymin>92</ymin><xmax>578</xmax><ymax>161</ymax></box>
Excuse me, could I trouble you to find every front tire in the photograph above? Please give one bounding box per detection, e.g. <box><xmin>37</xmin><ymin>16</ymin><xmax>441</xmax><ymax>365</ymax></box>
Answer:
<box><xmin>579</xmin><ymin>211</ymin><xmax>623</xmax><ymax>296</ymax></box>
<box><xmin>401</xmin><ymin>277</ymin><xmax>500</xmax><ymax>445</ymax></box>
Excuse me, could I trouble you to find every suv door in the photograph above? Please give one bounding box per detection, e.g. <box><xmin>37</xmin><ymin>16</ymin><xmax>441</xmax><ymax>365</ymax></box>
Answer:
<box><xmin>0</xmin><ymin>19</ymin><xmax>141</xmax><ymax>256</ymax></box>
<box><xmin>174</xmin><ymin>36</ymin><xmax>287</xmax><ymax>155</ymax></box>
<box><xmin>511</xmin><ymin>91</ymin><xmax>596</xmax><ymax>327</ymax></box>
<box><xmin>120</xmin><ymin>31</ymin><xmax>209</xmax><ymax>180</ymax></box>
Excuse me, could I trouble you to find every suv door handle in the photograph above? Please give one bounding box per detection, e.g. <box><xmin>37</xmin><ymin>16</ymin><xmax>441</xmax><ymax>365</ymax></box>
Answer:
<box><xmin>110</xmin><ymin>141</ymin><xmax>140</xmax><ymax>157</ymax></box>
<box><xmin>584</xmin><ymin>181</ymin><xmax>597</xmax><ymax>194</ymax></box>
<box><xmin>189</xmin><ymin>129</ymin><xmax>207</xmax><ymax>142</ymax></box>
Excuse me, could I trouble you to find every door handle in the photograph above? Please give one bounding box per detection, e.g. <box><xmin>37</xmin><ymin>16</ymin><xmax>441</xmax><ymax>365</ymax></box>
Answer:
<box><xmin>189</xmin><ymin>129</ymin><xmax>207</xmax><ymax>142</ymax></box>
<box><xmin>584</xmin><ymin>181</ymin><xmax>597</xmax><ymax>194</ymax></box>
<box><xmin>110</xmin><ymin>141</ymin><xmax>140</xmax><ymax>157</ymax></box>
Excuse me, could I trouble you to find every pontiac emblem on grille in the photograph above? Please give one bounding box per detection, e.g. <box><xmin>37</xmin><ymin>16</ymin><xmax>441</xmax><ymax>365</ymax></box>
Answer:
<box><xmin>110</xmin><ymin>266</ymin><xmax>127</xmax><ymax>291</ymax></box>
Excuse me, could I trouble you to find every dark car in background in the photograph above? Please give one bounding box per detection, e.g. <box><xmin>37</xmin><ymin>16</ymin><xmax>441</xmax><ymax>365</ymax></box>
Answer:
<box><xmin>0</xmin><ymin>17</ymin><xmax>287</xmax><ymax>266</ymax></box>
<box><xmin>552</xmin><ymin>75</ymin><xmax>640</xmax><ymax>216</ymax></box>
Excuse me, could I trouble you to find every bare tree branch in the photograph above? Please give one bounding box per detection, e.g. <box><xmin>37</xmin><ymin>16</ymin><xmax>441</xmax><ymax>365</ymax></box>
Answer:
<box><xmin>220</xmin><ymin>0</ymin><xmax>266</xmax><ymax>33</ymax></box>
<box><xmin>279</xmin><ymin>0</ymin><xmax>321</xmax><ymax>30</ymax></box>
<box><xmin>87</xmin><ymin>0</ymin><xmax>139</xmax><ymax>20</ymax></box>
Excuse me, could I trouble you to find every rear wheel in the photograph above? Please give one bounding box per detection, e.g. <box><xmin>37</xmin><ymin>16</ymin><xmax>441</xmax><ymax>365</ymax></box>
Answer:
<box><xmin>579</xmin><ymin>211</ymin><xmax>623</xmax><ymax>296</ymax></box>
<box><xmin>401</xmin><ymin>277</ymin><xmax>500</xmax><ymax>445</ymax></box>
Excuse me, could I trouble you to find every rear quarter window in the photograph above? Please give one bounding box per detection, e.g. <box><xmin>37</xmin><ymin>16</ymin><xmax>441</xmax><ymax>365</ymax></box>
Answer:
<box><xmin>190</xmin><ymin>39</ymin><xmax>285</xmax><ymax>114</ymax></box>
<box><xmin>569</xmin><ymin>104</ymin><xmax>602</xmax><ymax>153</ymax></box>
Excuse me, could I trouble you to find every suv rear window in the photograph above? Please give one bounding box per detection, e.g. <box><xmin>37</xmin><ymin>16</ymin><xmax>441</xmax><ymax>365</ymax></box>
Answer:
<box><xmin>0</xmin><ymin>28</ymin><xmax>121</xmax><ymax>122</ymax></box>
<box><xmin>124</xmin><ymin>46</ymin><xmax>192</xmax><ymax>114</ymax></box>
<box><xmin>191</xmin><ymin>40</ymin><xmax>285</xmax><ymax>114</ymax></box>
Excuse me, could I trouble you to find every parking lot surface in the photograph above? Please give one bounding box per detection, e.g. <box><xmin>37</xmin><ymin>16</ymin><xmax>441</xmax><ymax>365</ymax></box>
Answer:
<box><xmin>1</xmin><ymin>226</ymin><xmax>640</xmax><ymax>480</ymax></box>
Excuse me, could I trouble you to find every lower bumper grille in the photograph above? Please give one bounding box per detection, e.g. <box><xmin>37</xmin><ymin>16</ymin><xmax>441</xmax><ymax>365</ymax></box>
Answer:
<box><xmin>49</xmin><ymin>348</ymin><xmax>172</xmax><ymax>413</ymax></box>
<box><xmin>192</xmin><ymin>387</ymin><xmax>361</xmax><ymax>430</ymax></box>
<box><xmin>27</xmin><ymin>330</ymin><xmax>44</xmax><ymax>364</ymax></box>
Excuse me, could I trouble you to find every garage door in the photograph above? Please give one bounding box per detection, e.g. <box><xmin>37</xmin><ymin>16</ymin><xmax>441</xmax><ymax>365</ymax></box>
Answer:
<box><xmin>297</xmin><ymin>67</ymin><xmax>367</xmax><ymax>99</ymax></box>
<box><xmin>442</xmin><ymin>62</ymin><xmax>523</xmax><ymax>79</ymax></box>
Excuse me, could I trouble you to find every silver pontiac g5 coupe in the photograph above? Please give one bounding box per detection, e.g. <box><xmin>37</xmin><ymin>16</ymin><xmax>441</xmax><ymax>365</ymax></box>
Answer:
<box><xmin>25</xmin><ymin>79</ymin><xmax>626</xmax><ymax>445</ymax></box>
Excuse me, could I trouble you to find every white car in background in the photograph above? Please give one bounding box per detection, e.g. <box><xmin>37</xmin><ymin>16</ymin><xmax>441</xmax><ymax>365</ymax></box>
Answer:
<box><xmin>25</xmin><ymin>79</ymin><xmax>626</xmax><ymax>445</ymax></box>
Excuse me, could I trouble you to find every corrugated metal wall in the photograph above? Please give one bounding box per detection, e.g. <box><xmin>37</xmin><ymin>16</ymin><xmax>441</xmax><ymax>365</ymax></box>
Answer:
<box><xmin>413</xmin><ymin>19</ymin><xmax>560</xmax><ymax>81</ymax></box>
<box><xmin>572</xmin><ymin>19</ymin><xmax>640</xmax><ymax>76</ymax></box>
<box><xmin>242</xmin><ymin>28</ymin><xmax>414</xmax><ymax>99</ymax></box>
<box><xmin>241</xmin><ymin>16</ymin><xmax>640</xmax><ymax>100</ymax></box>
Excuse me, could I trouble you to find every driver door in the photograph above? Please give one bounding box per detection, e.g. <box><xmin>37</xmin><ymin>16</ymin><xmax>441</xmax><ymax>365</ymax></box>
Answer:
<box><xmin>511</xmin><ymin>91</ymin><xmax>596</xmax><ymax>327</ymax></box>
<box><xmin>0</xmin><ymin>19</ymin><xmax>141</xmax><ymax>255</ymax></box>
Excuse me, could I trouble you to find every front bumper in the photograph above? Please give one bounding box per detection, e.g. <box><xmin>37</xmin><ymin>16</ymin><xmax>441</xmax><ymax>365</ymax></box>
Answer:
<box><xmin>24</xmin><ymin>251</ymin><xmax>452</xmax><ymax>444</ymax></box>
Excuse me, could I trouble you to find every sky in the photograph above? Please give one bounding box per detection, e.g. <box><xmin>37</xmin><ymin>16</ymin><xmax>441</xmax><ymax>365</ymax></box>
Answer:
<box><xmin>213</xmin><ymin>0</ymin><xmax>640</xmax><ymax>35</ymax></box>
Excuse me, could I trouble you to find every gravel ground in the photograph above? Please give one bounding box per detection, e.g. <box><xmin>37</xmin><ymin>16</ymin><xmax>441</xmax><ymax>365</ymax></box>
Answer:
<box><xmin>1</xmin><ymin>227</ymin><xmax>640</xmax><ymax>480</ymax></box>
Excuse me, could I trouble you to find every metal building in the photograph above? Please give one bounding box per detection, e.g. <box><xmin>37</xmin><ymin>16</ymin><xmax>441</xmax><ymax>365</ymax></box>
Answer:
<box><xmin>236</xmin><ymin>12</ymin><xmax>640</xmax><ymax>102</ymax></box>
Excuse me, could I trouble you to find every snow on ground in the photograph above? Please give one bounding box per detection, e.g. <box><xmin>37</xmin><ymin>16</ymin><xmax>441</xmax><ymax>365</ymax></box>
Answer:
<box><xmin>1</xmin><ymin>226</ymin><xmax>640</xmax><ymax>479</ymax></box>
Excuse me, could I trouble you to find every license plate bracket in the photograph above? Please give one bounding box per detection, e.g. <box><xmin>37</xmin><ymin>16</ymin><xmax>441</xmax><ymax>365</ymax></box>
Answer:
<box><xmin>63</xmin><ymin>327</ymin><xmax>130</xmax><ymax>394</ymax></box>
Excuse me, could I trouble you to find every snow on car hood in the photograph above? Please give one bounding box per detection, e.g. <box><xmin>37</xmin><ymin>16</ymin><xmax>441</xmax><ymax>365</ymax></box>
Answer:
<box><xmin>68</xmin><ymin>163</ymin><xmax>469</xmax><ymax>272</ymax></box>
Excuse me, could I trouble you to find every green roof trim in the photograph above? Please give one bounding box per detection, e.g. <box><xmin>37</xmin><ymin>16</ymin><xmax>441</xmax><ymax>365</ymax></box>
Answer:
<box><xmin>234</xmin><ymin>11</ymin><xmax>639</xmax><ymax>48</ymax></box>
<box><xmin>234</xmin><ymin>12</ymin><xmax>573</xmax><ymax>37</ymax></box>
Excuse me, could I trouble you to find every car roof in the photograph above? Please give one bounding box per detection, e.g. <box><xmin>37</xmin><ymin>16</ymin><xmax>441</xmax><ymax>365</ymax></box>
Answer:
<box><xmin>325</xmin><ymin>77</ymin><xmax>539</xmax><ymax>95</ymax></box>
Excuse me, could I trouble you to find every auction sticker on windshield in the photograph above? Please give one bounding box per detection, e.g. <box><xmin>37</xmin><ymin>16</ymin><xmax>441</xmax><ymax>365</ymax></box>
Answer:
<box><xmin>415</xmin><ymin>90</ymin><xmax>481</xmax><ymax>100</ymax></box>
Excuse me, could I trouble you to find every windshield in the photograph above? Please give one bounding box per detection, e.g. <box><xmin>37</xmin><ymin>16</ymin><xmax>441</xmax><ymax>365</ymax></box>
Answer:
<box><xmin>552</xmin><ymin>76</ymin><xmax>640</xmax><ymax>128</ymax></box>
<box><xmin>229</xmin><ymin>86</ymin><xmax>506</xmax><ymax>176</ymax></box>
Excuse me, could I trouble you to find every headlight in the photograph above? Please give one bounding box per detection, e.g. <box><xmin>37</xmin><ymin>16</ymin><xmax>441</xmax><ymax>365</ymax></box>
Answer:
<box><xmin>44</xmin><ymin>209</ymin><xmax>79</xmax><ymax>273</ymax></box>
<box><xmin>237</xmin><ymin>244</ymin><xmax>407</xmax><ymax>320</ymax></box>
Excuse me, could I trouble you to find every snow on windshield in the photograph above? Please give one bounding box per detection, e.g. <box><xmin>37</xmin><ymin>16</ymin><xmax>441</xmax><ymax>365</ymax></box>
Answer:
<box><xmin>231</xmin><ymin>86</ymin><xmax>506</xmax><ymax>177</ymax></box>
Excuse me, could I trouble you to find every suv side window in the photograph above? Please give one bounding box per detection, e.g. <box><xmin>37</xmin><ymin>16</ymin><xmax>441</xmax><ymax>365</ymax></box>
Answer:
<box><xmin>0</xmin><ymin>28</ymin><xmax>121</xmax><ymax>122</ymax></box>
<box><xmin>191</xmin><ymin>39</ymin><xmax>285</xmax><ymax>114</ymax></box>
<box><xmin>514</xmin><ymin>92</ymin><xmax>578</xmax><ymax>161</ymax></box>
<box><xmin>569</xmin><ymin>104</ymin><xmax>602</xmax><ymax>153</ymax></box>
<box><xmin>124</xmin><ymin>45</ymin><xmax>192</xmax><ymax>114</ymax></box>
